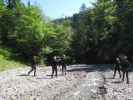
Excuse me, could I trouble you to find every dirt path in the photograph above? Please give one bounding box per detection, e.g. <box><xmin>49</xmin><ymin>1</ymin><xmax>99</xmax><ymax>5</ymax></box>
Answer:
<box><xmin>0</xmin><ymin>65</ymin><xmax>133</xmax><ymax>100</ymax></box>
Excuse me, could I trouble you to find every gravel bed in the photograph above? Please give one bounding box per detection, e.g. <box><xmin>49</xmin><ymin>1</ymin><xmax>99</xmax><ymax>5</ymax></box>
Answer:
<box><xmin>0</xmin><ymin>65</ymin><xmax>132</xmax><ymax>100</ymax></box>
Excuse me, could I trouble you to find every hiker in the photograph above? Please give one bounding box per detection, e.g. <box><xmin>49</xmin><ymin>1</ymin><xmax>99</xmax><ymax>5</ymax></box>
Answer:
<box><xmin>119</xmin><ymin>55</ymin><xmax>130</xmax><ymax>84</ymax></box>
<box><xmin>113</xmin><ymin>57</ymin><xmax>121</xmax><ymax>79</ymax></box>
<box><xmin>60</xmin><ymin>56</ymin><xmax>67</xmax><ymax>75</ymax></box>
<box><xmin>28</xmin><ymin>56</ymin><xmax>37</xmax><ymax>76</ymax></box>
<box><xmin>56</xmin><ymin>56</ymin><xmax>62</xmax><ymax>71</ymax></box>
<box><xmin>51</xmin><ymin>56</ymin><xmax>58</xmax><ymax>78</ymax></box>
<box><xmin>55</xmin><ymin>55</ymin><xmax>67</xmax><ymax>75</ymax></box>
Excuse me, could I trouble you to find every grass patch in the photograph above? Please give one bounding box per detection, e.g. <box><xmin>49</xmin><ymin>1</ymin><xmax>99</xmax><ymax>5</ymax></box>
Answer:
<box><xmin>0</xmin><ymin>47</ymin><xmax>25</xmax><ymax>71</ymax></box>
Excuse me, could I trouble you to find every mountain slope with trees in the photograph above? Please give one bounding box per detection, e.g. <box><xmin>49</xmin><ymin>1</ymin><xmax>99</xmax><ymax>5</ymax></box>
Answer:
<box><xmin>57</xmin><ymin>0</ymin><xmax>133</xmax><ymax>64</ymax></box>
<box><xmin>0</xmin><ymin>0</ymin><xmax>133</xmax><ymax>70</ymax></box>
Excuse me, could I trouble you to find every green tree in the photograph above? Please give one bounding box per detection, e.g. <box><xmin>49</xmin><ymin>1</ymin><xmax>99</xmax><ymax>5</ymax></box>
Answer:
<box><xmin>70</xmin><ymin>0</ymin><xmax>117</xmax><ymax>63</ymax></box>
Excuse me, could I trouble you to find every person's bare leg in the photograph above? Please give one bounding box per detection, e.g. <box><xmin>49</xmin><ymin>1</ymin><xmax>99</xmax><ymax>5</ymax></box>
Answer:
<box><xmin>51</xmin><ymin>66</ymin><xmax>54</xmax><ymax>78</ymax></box>
<box><xmin>122</xmin><ymin>71</ymin><xmax>125</xmax><ymax>81</ymax></box>
<box><xmin>62</xmin><ymin>65</ymin><xmax>64</xmax><ymax>75</ymax></box>
<box><xmin>126</xmin><ymin>71</ymin><xmax>129</xmax><ymax>84</ymax></box>
<box><xmin>118</xmin><ymin>69</ymin><xmax>121</xmax><ymax>78</ymax></box>
<box><xmin>113</xmin><ymin>69</ymin><xmax>116</xmax><ymax>79</ymax></box>
<box><xmin>55</xmin><ymin>66</ymin><xmax>57</xmax><ymax>77</ymax></box>
<box><xmin>34</xmin><ymin>68</ymin><xmax>36</xmax><ymax>76</ymax></box>
<box><xmin>64</xmin><ymin>65</ymin><xmax>67</xmax><ymax>75</ymax></box>
<box><xmin>28</xmin><ymin>68</ymin><xmax>33</xmax><ymax>75</ymax></box>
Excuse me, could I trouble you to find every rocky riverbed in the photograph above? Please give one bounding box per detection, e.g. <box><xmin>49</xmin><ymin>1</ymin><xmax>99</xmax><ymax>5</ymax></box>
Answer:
<box><xmin>0</xmin><ymin>65</ymin><xmax>133</xmax><ymax>100</ymax></box>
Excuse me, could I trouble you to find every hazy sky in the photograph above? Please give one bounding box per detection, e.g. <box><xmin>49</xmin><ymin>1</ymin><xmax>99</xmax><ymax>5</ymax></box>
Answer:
<box><xmin>22</xmin><ymin>0</ymin><xmax>95</xmax><ymax>19</ymax></box>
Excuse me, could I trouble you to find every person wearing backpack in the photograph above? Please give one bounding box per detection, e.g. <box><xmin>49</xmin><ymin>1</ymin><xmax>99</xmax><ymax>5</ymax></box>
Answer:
<box><xmin>113</xmin><ymin>57</ymin><xmax>121</xmax><ymax>79</ymax></box>
<box><xmin>119</xmin><ymin>55</ymin><xmax>130</xmax><ymax>84</ymax></box>
<box><xmin>28</xmin><ymin>56</ymin><xmax>37</xmax><ymax>76</ymax></box>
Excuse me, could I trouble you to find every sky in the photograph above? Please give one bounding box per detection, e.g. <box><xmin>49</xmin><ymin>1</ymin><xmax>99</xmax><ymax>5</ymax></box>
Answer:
<box><xmin>22</xmin><ymin>0</ymin><xmax>95</xmax><ymax>19</ymax></box>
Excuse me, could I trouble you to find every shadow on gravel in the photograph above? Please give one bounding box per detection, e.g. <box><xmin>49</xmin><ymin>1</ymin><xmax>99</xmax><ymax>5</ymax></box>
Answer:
<box><xmin>36</xmin><ymin>76</ymin><xmax>52</xmax><ymax>79</ymax></box>
<box><xmin>18</xmin><ymin>74</ymin><xmax>29</xmax><ymax>76</ymax></box>
<box><xmin>106</xmin><ymin>77</ymin><xmax>114</xmax><ymax>79</ymax></box>
<box><xmin>67</xmin><ymin>64</ymin><xmax>112</xmax><ymax>73</ymax></box>
<box><xmin>17</xmin><ymin>74</ymin><xmax>37</xmax><ymax>77</ymax></box>
<box><xmin>46</xmin><ymin>74</ymin><xmax>52</xmax><ymax>77</ymax></box>
<box><xmin>36</xmin><ymin>74</ymin><xmax>65</xmax><ymax>80</ymax></box>
<box><xmin>111</xmin><ymin>81</ymin><xmax>122</xmax><ymax>84</ymax></box>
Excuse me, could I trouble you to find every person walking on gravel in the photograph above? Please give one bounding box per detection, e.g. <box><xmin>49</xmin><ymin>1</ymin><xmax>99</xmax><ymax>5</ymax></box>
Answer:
<box><xmin>28</xmin><ymin>56</ymin><xmax>37</xmax><ymax>76</ymax></box>
<box><xmin>113</xmin><ymin>57</ymin><xmax>121</xmax><ymax>79</ymax></box>
<box><xmin>119</xmin><ymin>55</ymin><xmax>130</xmax><ymax>84</ymax></box>
<box><xmin>60</xmin><ymin>56</ymin><xmax>67</xmax><ymax>75</ymax></box>
<box><xmin>51</xmin><ymin>56</ymin><xmax>58</xmax><ymax>78</ymax></box>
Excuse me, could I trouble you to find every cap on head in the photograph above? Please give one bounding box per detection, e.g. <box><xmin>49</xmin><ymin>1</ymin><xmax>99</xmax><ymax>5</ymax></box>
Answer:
<box><xmin>124</xmin><ymin>55</ymin><xmax>127</xmax><ymax>59</ymax></box>
<box><xmin>116</xmin><ymin>57</ymin><xmax>120</xmax><ymax>61</ymax></box>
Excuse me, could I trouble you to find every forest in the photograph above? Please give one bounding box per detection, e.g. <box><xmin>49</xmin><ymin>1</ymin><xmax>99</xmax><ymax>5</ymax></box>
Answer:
<box><xmin>0</xmin><ymin>0</ymin><xmax>133</xmax><ymax>69</ymax></box>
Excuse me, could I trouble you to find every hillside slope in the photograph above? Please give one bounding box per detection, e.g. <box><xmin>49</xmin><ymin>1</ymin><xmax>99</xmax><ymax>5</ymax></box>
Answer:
<box><xmin>0</xmin><ymin>47</ymin><xmax>24</xmax><ymax>71</ymax></box>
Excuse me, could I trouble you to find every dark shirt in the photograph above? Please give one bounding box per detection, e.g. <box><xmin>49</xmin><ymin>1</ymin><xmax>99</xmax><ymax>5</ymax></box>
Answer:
<box><xmin>31</xmin><ymin>56</ymin><xmax>37</xmax><ymax>65</ymax></box>
<box><xmin>121</xmin><ymin>59</ymin><xmax>129</xmax><ymax>71</ymax></box>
